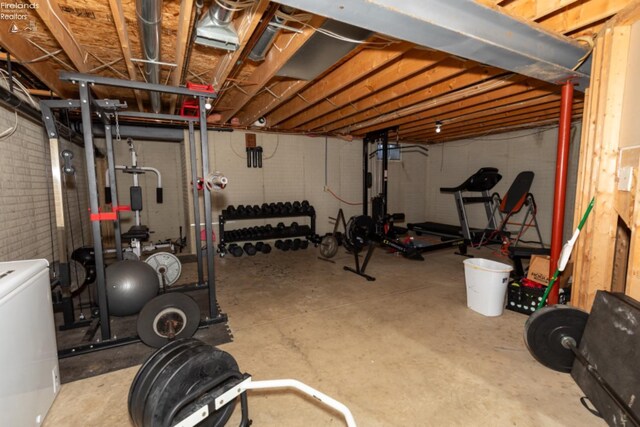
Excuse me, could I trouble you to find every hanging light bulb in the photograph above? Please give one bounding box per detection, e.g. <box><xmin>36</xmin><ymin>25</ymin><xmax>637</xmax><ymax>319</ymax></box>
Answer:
<box><xmin>435</xmin><ymin>120</ymin><xmax>442</xmax><ymax>134</ymax></box>
<box><xmin>204</xmin><ymin>98</ymin><xmax>212</xmax><ymax>110</ymax></box>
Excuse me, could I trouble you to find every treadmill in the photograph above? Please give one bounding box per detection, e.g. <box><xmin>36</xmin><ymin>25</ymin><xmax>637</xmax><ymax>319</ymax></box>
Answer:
<box><xmin>408</xmin><ymin>167</ymin><xmax>503</xmax><ymax>244</ymax></box>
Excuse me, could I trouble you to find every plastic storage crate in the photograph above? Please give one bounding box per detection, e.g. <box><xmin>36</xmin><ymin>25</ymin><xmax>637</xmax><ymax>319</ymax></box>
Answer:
<box><xmin>506</xmin><ymin>283</ymin><xmax>569</xmax><ymax>315</ymax></box>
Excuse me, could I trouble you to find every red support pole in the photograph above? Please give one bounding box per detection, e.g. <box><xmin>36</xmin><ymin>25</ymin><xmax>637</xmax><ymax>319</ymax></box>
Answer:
<box><xmin>549</xmin><ymin>81</ymin><xmax>574</xmax><ymax>304</ymax></box>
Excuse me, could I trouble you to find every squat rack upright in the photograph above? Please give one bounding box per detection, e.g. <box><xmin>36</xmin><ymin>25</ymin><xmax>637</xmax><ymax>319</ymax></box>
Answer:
<box><xmin>42</xmin><ymin>72</ymin><xmax>225</xmax><ymax>355</ymax></box>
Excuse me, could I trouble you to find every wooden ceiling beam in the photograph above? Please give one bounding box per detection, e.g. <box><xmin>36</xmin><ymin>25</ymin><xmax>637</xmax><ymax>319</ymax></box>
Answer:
<box><xmin>303</xmin><ymin>57</ymin><xmax>480</xmax><ymax>132</ymax></box>
<box><xmin>322</xmin><ymin>65</ymin><xmax>508</xmax><ymax>134</ymax></box>
<box><xmin>218</xmin><ymin>15</ymin><xmax>327</xmax><ymax>124</ymax></box>
<box><xmin>0</xmin><ymin>22</ymin><xmax>73</xmax><ymax>98</ymax></box>
<box><xmin>412</xmin><ymin>110</ymin><xmax>582</xmax><ymax>143</ymax></box>
<box><xmin>210</xmin><ymin>0</ymin><xmax>271</xmax><ymax>92</ymax></box>
<box><xmin>236</xmin><ymin>79</ymin><xmax>309</xmax><ymax>125</ymax></box>
<box><xmin>31</xmin><ymin>0</ymin><xmax>112</xmax><ymax>99</ymax></box>
<box><xmin>277</xmin><ymin>49</ymin><xmax>448</xmax><ymax>130</ymax></box>
<box><xmin>502</xmin><ymin>0</ymin><xmax>580</xmax><ymax>21</ymax></box>
<box><xmin>266</xmin><ymin>41</ymin><xmax>414</xmax><ymax>127</ymax></box>
<box><xmin>352</xmin><ymin>76</ymin><xmax>538</xmax><ymax>136</ymax></box>
<box><xmin>109</xmin><ymin>0</ymin><xmax>145</xmax><ymax>112</ymax></box>
<box><xmin>400</xmin><ymin>93</ymin><xmax>562</xmax><ymax>136</ymax></box>
<box><xmin>538</xmin><ymin>0</ymin><xmax>631</xmax><ymax>34</ymax></box>
<box><xmin>168</xmin><ymin>0</ymin><xmax>196</xmax><ymax>115</ymax></box>
<box><xmin>401</xmin><ymin>98</ymin><xmax>569</xmax><ymax>138</ymax></box>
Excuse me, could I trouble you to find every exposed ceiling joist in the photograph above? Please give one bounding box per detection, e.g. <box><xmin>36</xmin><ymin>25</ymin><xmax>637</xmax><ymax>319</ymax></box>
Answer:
<box><xmin>538</xmin><ymin>0</ymin><xmax>631</xmax><ymax>34</ymax></box>
<box><xmin>0</xmin><ymin>21</ymin><xmax>72</xmax><ymax>98</ymax></box>
<box><xmin>218</xmin><ymin>15</ymin><xmax>327</xmax><ymax>123</ymax></box>
<box><xmin>274</xmin><ymin>0</ymin><xmax>591</xmax><ymax>90</ymax></box>
<box><xmin>168</xmin><ymin>0</ymin><xmax>196</xmax><ymax>115</ymax></box>
<box><xmin>237</xmin><ymin>79</ymin><xmax>308</xmax><ymax>125</ymax></box>
<box><xmin>267</xmin><ymin>41</ymin><xmax>414</xmax><ymax>127</ymax></box>
<box><xmin>108</xmin><ymin>0</ymin><xmax>145</xmax><ymax>112</ymax></box>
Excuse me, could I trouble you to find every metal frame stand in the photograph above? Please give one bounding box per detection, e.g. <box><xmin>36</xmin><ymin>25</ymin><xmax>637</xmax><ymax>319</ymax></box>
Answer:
<box><xmin>41</xmin><ymin>72</ymin><xmax>228</xmax><ymax>356</ymax></box>
<box><xmin>343</xmin><ymin>246</ymin><xmax>376</xmax><ymax>281</ymax></box>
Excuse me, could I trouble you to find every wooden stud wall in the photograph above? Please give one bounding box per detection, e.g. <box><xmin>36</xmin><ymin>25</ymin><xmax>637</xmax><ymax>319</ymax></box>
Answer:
<box><xmin>571</xmin><ymin>8</ymin><xmax>640</xmax><ymax>310</ymax></box>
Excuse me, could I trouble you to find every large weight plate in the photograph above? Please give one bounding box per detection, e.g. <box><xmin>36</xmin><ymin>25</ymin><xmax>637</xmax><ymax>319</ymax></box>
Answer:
<box><xmin>145</xmin><ymin>252</ymin><xmax>182</xmax><ymax>288</ymax></box>
<box><xmin>129</xmin><ymin>339</ymin><xmax>206</xmax><ymax>427</ymax></box>
<box><xmin>319</xmin><ymin>235</ymin><xmax>339</xmax><ymax>258</ymax></box>
<box><xmin>143</xmin><ymin>341</ymin><xmax>239</xmax><ymax>427</ymax></box>
<box><xmin>137</xmin><ymin>293</ymin><xmax>201</xmax><ymax>348</ymax></box>
<box><xmin>524</xmin><ymin>305</ymin><xmax>589</xmax><ymax>373</ymax></box>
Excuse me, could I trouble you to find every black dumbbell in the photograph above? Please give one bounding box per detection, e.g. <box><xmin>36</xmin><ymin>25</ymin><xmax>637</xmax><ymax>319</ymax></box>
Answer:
<box><xmin>277</xmin><ymin>222</ymin><xmax>285</xmax><ymax>232</ymax></box>
<box><xmin>275</xmin><ymin>239</ymin><xmax>284</xmax><ymax>250</ymax></box>
<box><xmin>292</xmin><ymin>238</ymin><xmax>301</xmax><ymax>251</ymax></box>
<box><xmin>290</xmin><ymin>222</ymin><xmax>299</xmax><ymax>234</ymax></box>
<box><xmin>228</xmin><ymin>244</ymin><xmax>243</xmax><ymax>257</ymax></box>
<box><xmin>261</xmin><ymin>203</ymin><xmax>271</xmax><ymax>215</ymax></box>
<box><xmin>292</xmin><ymin>201</ymin><xmax>301</xmax><ymax>213</ymax></box>
<box><xmin>243</xmin><ymin>242</ymin><xmax>257</xmax><ymax>256</ymax></box>
<box><xmin>300</xmin><ymin>240</ymin><xmax>309</xmax><ymax>250</ymax></box>
<box><xmin>284</xmin><ymin>202</ymin><xmax>293</xmax><ymax>214</ymax></box>
<box><xmin>282</xmin><ymin>239</ymin><xmax>292</xmax><ymax>251</ymax></box>
<box><xmin>225</xmin><ymin>205</ymin><xmax>236</xmax><ymax>217</ymax></box>
<box><xmin>236</xmin><ymin>205</ymin><xmax>246</xmax><ymax>217</ymax></box>
<box><xmin>301</xmin><ymin>200</ymin><xmax>310</xmax><ymax>212</ymax></box>
<box><xmin>261</xmin><ymin>243</ymin><xmax>272</xmax><ymax>254</ymax></box>
<box><xmin>255</xmin><ymin>241</ymin><xmax>264</xmax><ymax>251</ymax></box>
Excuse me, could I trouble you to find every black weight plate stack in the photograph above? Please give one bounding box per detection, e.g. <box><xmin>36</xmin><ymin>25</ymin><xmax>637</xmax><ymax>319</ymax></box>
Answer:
<box><xmin>139</xmin><ymin>339</ymin><xmax>239</xmax><ymax>427</ymax></box>
<box><xmin>524</xmin><ymin>305</ymin><xmax>589</xmax><ymax>373</ymax></box>
<box><xmin>137</xmin><ymin>293</ymin><xmax>201</xmax><ymax>348</ymax></box>
<box><xmin>129</xmin><ymin>339</ymin><xmax>206</xmax><ymax>426</ymax></box>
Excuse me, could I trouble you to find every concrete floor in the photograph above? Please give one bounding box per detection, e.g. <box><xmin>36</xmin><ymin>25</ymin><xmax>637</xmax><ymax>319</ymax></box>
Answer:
<box><xmin>44</xmin><ymin>247</ymin><xmax>603</xmax><ymax>426</ymax></box>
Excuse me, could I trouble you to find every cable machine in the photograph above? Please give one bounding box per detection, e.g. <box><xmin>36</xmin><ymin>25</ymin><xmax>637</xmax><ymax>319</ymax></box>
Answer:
<box><xmin>41</xmin><ymin>73</ymin><xmax>227</xmax><ymax>356</ymax></box>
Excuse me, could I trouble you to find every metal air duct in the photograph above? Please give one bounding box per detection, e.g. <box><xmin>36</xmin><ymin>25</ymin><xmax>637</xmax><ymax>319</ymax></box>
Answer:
<box><xmin>248</xmin><ymin>15</ymin><xmax>284</xmax><ymax>62</ymax></box>
<box><xmin>136</xmin><ymin>0</ymin><xmax>163</xmax><ymax>113</ymax></box>
<box><xmin>195</xmin><ymin>1</ymin><xmax>240</xmax><ymax>51</ymax></box>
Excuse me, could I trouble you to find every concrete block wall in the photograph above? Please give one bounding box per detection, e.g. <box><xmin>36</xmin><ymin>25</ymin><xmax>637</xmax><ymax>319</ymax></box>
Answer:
<box><xmin>0</xmin><ymin>105</ymin><xmax>91</xmax><ymax>263</ymax></box>
<box><xmin>184</xmin><ymin>130</ymin><xmax>363</xmax><ymax>252</ymax></box>
<box><xmin>385</xmin><ymin>124</ymin><xmax>582</xmax><ymax>245</ymax></box>
<box><xmin>95</xmin><ymin>137</ymin><xmax>187</xmax><ymax>245</ymax></box>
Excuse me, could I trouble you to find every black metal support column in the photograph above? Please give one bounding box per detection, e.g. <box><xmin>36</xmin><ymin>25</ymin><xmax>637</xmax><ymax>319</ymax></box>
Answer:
<box><xmin>104</xmin><ymin>123</ymin><xmax>123</xmax><ymax>261</ymax></box>
<box><xmin>363</xmin><ymin>139</ymin><xmax>369</xmax><ymax>216</ymax></box>
<box><xmin>79</xmin><ymin>82</ymin><xmax>111</xmax><ymax>340</ymax></box>
<box><xmin>199</xmin><ymin>96</ymin><xmax>219</xmax><ymax>319</ymax></box>
<box><xmin>188</xmin><ymin>121</ymin><xmax>204</xmax><ymax>285</ymax></box>
<box><xmin>381</xmin><ymin>131</ymin><xmax>389</xmax><ymax>218</ymax></box>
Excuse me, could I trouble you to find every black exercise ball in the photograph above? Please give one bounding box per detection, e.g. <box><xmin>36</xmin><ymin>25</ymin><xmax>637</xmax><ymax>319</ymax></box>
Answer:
<box><xmin>106</xmin><ymin>260</ymin><xmax>159</xmax><ymax>317</ymax></box>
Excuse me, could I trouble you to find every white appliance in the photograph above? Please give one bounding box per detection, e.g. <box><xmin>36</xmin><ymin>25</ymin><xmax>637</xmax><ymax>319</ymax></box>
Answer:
<box><xmin>0</xmin><ymin>259</ymin><xmax>60</xmax><ymax>426</ymax></box>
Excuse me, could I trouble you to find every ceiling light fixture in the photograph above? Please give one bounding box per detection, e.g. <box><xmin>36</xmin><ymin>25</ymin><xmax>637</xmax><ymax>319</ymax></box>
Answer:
<box><xmin>435</xmin><ymin>121</ymin><xmax>442</xmax><ymax>134</ymax></box>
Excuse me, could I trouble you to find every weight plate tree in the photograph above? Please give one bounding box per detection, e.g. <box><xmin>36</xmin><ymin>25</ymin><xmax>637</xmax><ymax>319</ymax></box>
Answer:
<box><xmin>128</xmin><ymin>338</ymin><xmax>239</xmax><ymax>427</ymax></box>
<box><xmin>524</xmin><ymin>305</ymin><xmax>589</xmax><ymax>372</ymax></box>
<box><xmin>137</xmin><ymin>293</ymin><xmax>201</xmax><ymax>348</ymax></box>
<box><xmin>145</xmin><ymin>252</ymin><xmax>182</xmax><ymax>288</ymax></box>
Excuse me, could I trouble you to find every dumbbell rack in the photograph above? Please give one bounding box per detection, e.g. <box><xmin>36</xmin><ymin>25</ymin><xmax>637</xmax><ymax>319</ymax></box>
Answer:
<box><xmin>217</xmin><ymin>205</ymin><xmax>316</xmax><ymax>256</ymax></box>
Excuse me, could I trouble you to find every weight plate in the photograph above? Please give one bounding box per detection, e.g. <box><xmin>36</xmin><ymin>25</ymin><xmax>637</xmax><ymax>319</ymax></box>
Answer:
<box><xmin>524</xmin><ymin>305</ymin><xmax>589</xmax><ymax>373</ymax></box>
<box><xmin>137</xmin><ymin>293</ymin><xmax>201</xmax><ymax>348</ymax></box>
<box><xmin>145</xmin><ymin>252</ymin><xmax>182</xmax><ymax>288</ymax></box>
<box><xmin>129</xmin><ymin>339</ymin><xmax>206</xmax><ymax>427</ymax></box>
<box><xmin>143</xmin><ymin>341</ymin><xmax>239</xmax><ymax>427</ymax></box>
<box><xmin>319</xmin><ymin>235</ymin><xmax>339</xmax><ymax>258</ymax></box>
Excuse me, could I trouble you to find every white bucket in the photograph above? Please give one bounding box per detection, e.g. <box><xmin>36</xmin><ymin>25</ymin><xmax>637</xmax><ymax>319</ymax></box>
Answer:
<box><xmin>463</xmin><ymin>258</ymin><xmax>513</xmax><ymax>317</ymax></box>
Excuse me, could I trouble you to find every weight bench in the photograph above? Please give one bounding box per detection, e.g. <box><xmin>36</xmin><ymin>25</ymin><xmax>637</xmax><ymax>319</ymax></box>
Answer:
<box><xmin>121</xmin><ymin>225</ymin><xmax>150</xmax><ymax>242</ymax></box>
